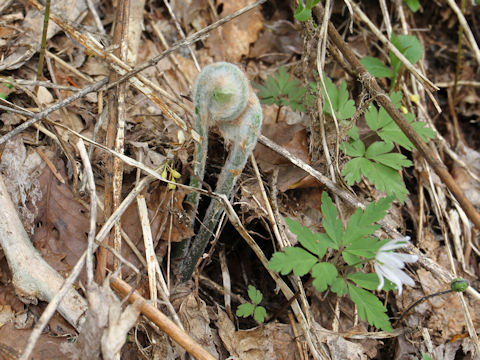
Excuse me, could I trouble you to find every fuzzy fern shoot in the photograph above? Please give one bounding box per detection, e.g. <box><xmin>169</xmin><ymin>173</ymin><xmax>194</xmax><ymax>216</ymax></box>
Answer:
<box><xmin>179</xmin><ymin>63</ymin><xmax>262</xmax><ymax>281</ymax></box>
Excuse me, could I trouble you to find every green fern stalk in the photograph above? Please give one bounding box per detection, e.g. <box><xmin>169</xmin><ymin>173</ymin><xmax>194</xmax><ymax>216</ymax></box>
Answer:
<box><xmin>179</xmin><ymin>62</ymin><xmax>262</xmax><ymax>281</ymax></box>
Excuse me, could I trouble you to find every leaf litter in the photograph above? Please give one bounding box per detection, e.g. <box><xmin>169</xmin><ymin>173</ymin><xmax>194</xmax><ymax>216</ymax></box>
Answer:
<box><xmin>0</xmin><ymin>0</ymin><xmax>479</xmax><ymax>359</ymax></box>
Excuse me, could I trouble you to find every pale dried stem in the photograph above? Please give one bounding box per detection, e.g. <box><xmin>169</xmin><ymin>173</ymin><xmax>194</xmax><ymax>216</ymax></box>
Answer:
<box><xmin>219</xmin><ymin>247</ymin><xmax>232</xmax><ymax>319</ymax></box>
<box><xmin>76</xmin><ymin>139</ymin><xmax>98</xmax><ymax>289</ymax></box>
<box><xmin>137</xmin><ymin>195</ymin><xmax>158</xmax><ymax>308</ymax></box>
<box><xmin>445</xmin><ymin>0</ymin><xmax>480</xmax><ymax>66</ymax></box>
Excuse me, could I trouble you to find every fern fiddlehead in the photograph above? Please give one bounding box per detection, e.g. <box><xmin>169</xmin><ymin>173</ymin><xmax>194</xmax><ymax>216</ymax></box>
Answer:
<box><xmin>179</xmin><ymin>62</ymin><xmax>262</xmax><ymax>281</ymax></box>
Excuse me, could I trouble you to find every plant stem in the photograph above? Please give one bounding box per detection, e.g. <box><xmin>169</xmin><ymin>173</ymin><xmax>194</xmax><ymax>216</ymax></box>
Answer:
<box><xmin>178</xmin><ymin>63</ymin><xmax>262</xmax><ymax>281</ymax></box>
<box><xmin>36</xmin><ymin>0</ymin><xmax>51</xmax><ymax>87</ymax></box>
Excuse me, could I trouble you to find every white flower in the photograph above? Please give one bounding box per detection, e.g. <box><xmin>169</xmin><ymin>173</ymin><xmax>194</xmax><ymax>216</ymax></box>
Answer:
<box><xmin>374</xmin><ymin>237</ymin><xmax>418</xmax><ymax>295</ymax></box>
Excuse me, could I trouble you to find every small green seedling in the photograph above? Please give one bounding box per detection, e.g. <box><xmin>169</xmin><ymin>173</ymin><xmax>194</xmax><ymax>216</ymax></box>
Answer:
<box><xmin>294</xmin><ymin>0</ymin><xmax>321</xmax><ymax>22</ymax></box>
<box><xmin>307</xmin><ymin>75</ymin><xmax>356</xmax><ymax>120</ymax></box>
<box><xmin>404</xmin><ymin>0</ymin><xmax>420</xmax><ymax>12</ymax></box>
<box><xmin>0</xmin><ymin>82</ymin><xmax>14</xmax><ymax>100</ymax></box>
<box><xmin>361</xmin><ymin>34</ymin><xmax>423</xmax><ymax>88</ymax></box>
<box><xmin>161</xmin><ymin>161</ymin><xmax>181</xmax><ymax>190</ymax></box>
<box><xmin>253</xmin><ymin>66</ymin><xmax>308</xmax><ymax>112</ymax></box>
<box><xmin>236</xmin><ymin>285</ymin><xmax>267</xmax><ymax>324</ymax></box>
<box><xmin>421</xmin><ymin>353</ymin><xmax>433</xmax><ymax>360</ymax></box>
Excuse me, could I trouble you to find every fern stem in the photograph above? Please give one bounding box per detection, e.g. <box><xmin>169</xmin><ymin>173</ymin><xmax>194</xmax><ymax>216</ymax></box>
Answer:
<box><xmin>179</xmin><ymin>63</ymin><xmax>262</xmax><ymax>281</ymax></box>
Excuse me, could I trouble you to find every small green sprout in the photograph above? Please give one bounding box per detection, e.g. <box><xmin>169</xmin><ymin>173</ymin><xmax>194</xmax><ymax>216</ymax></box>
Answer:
<box><xmin>404</xmin><ymin>0</ymin><xmax>420</xmax><ymax>12</ymax></box>
<box><xmin>253</xmin><ymin>66</ymin><xmax>308</xmax><ymax>112</ymax></box>
<box><xmin>294</xmin><ymin>0</ymin><xmax>321</xmax><ymax>22</ymax></box>
<box><xmin>161</xmin><ymin>161</ymin><xmax>181</xmax><ymax>190</ymax></box>
<box><xmin>236</xmin><ymin>285</ymin><xmax>267</xmax><ymax>324</ymax></box>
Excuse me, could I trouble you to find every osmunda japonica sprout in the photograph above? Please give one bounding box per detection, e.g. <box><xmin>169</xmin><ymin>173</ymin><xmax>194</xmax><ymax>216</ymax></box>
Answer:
<box><xmin>178</xmin><ymin>62</ymin><xmax>263</xmax><ymax>281</ymax></box>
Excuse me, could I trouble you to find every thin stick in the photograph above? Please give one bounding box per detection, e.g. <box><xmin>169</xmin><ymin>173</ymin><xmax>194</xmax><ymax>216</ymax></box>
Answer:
<box><xmin>110</xmin><ymin>277</ymin><xmax>216</xmax><ymax>360</ymax></box>
<box><xmin>0</xmin><ymin>77</ymin><xmax>109</xmax><ymax>145</ymax></box>
<box><xmin>137</xmin><ymin>195</ymin><xmax>158</xmax><ymax>308</ymax></box>
<box><xmin>76</xmin><ymin>139</ymin><xmax>97</xmax><ymax>289</ymax></box>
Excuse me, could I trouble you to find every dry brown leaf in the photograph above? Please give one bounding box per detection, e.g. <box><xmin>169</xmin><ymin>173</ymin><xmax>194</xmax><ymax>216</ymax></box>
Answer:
<box><xmin>249</xmin><ymin>20</ymin><xmax>302</xmax><ymax>63</ymax></box>
<box><xmin>177</xmin><ymin>293</ymin><xmax>219</xmax><ymax>358</ymax></box>
<box><xmin>205</xmin><ymin>0</ymin><xmax>263</xmax><ymax>62</ymax></box>
<box><xmin>217</xmin><ymin>307</ymin><xmax>298</xmax><ymax>360</ymax></box>
<box><xmin>0</xmin><ymin>0</ymin><xmax>89</xmax><ymax>71</ymax></box>
<box><xmin>31</xmin><ymin>158</ymin><xmax>89</xmax><ymax>278</ymax></box>
<box><xmin>0</xmin><ymin>322</ymin><xmax>73</xmax><ymax>359</ymax></box>
<box><xmin>255</xmin><ymin>123</ymin><xmax>313</xmax><ymax>191</ymax></box>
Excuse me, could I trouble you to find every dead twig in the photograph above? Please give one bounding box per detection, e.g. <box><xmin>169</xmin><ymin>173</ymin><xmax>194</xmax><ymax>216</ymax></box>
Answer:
<box><xmin>0</xmin><ymin>77</ymin><xmax>109</xmax><ymax>145</ymax></box>
<box><xmin>110</xmin><ymin>277</ymin><xmax>216</xmax><ymax>360</ymax></box>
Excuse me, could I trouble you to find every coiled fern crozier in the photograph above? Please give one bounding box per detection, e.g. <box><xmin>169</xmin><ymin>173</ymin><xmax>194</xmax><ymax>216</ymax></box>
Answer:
<box><xmin>179</xmin><ymin>62</ymin><xmax>263</xmax><ymax>281</ymax></box>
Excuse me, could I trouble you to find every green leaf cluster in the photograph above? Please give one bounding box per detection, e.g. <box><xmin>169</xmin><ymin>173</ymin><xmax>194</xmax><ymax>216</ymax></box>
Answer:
<box><xmin>341</xmin><ymin>91</ymin><xmax>435</xmax><ymax>201</ymax></box>
<box><xmin>268</xmin><ymin>192</ymin><xmax>394</xmax><ymax>331</ymax></box>
<box><xmin>361</xmin><ymin>34</ymin><xmax>423</xmax><ymax>87</ymax></box>
<box><xmin>403</xmin><ymin>0</ymin><xmax>420</xmax><ymax>12</ymax></box>
<box><xmin>236</xmin><ymin>285</ymin><xmax>267</xmax><ymax>324</ymax></box>
<box><xmin>294</xmin><ymin>0</ymin><xmax>321</xmax><ymax>22</ymax></box>
<box><xmin>254</xmin><ymin>66</ymin><xmax>308</xmax><ymax>112</ymax></box>
<box><xmin>308</xmin><ymin>76</ymin><xmax>356</xmax><ymax>120</ymax></box>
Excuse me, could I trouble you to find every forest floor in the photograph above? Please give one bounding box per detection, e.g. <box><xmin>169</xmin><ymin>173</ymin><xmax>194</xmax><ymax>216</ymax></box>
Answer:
<box><xmin>0</xmin><ymin>0</ymin><xmax>480</xmax><ymax>359</ymax></box>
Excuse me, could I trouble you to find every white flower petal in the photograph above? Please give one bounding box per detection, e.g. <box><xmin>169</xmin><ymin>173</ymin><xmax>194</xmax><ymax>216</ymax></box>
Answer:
<box><xmin>377</xmin><ymin>252</ymin><xmax>405</xmax><ymax>269</ymax></box>
<box><xmin>374</xmin><ymin>237</ymin><xmax>417</xmax><ymax>295</ymax></box>
<box><xmin>378</xmin><ymin>264</ymin><xmax>404</xmax><ymax>294</ymax></box>
<box><xmin>392</xmin><ymin>253</ymin><xmax>418</xmax><ymax>264</ymax></box>
<box><xmin>374</xmin><ymin>263</ymin><xmax>385</xmax><ymax>290</ymax></box>
<box><xmin>380</xmin><ymin>236</ymin><xmax>411</xmax><ymax>251</ymax></box>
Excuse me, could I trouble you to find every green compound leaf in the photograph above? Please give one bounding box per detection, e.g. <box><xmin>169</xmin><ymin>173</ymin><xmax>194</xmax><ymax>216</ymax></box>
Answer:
<box><xmin>321</xmin><ymin>75</ymin><xmax>356</xmax><ymax>120</ymax></box>
<box><xmin>348</xmin><ymin>284</ymin><xmax>393</xmax><ymax>332</ymax></box>
<box><xmin>342</xmin><ymin>137</ymin><xmax>365</xmax><ymax>157</ymax></box>
<box><xmin>236</xmin><ymin>303</ymin><xmax>254</xmax><ymax>318</ymax></box>
<box><xmin>311</xmin><ymin>262</ymin><xmax>338</xmax><ymax>292</ymax></box>
<box><xmin>285</xmin><ymin>218</ymin><xmax>329</xmax><ymax>256</ymax></box>
<box><xmin>330</xmin><ymin>277</ymin><xmax>348</xmax><ymax>296</ymax></box>
<box><xmin>294</xmin><ymin>0</ymin><xmax>321</xmax><ymax>22</ymax></box>
<box><xmin>344</xmin><ymin>196</ymin><xmax>393</xmax><ymax>246</ymax></box>
<box><xmin>294</xmin><ymin>4</ymin><xmax>312</xmax><ymax>22</ymax></box>
<box><xmin>321</xmin><ymin>192</ymin><xmax>344</xmax><ymax>249</ymax></box>
<box><xmin>404</xmin><ymin>0</ymin><xmax>420</xmax><ymax>12</ymax></box>
<box><xmin>254</xmin><ymin>66</ymin><xmax>307</xmax><ymax>112</ymax></box>
<box><xmin>365</xmin><ymin>142</ymin><xmax>413</xmax><ymax>169</ymax></box>
<box><xmin>361</xmin><ymin>56</ymin><xmax>393</xmax><ymax>78</ymax></box>
<box><xmin>253</xmin><ymin>306</ymin><xmax>267</xmax><ymax>323</ymax></box>
<box><xmin>389</xmin><ymin>91</ymin><xmax>403</xmax><ymax>108</ymax></box>
<box><xmin>247</xmin><ymin>285</ymin><xmax>263</xmax><ymax>305</ymax></box>
<box><xmin>268</xmin><ymin>247</ymin><xmax>318</xmax><ymax>276</ymax></box>
<box><xmin>365</xmin><ymin>104</ymin><xmax>436</xmax><ymax>151</ymax></box>
<box><xmin>347</xmin><ymin>272</ymin><xmax>382</xmax><ymax>290</ymax></box>
<box><xmin>390</xmin><ymin>34</ymin><xmax>423</xmax><ymax>79</ymax></box>
<box><xmin>344</xmin><ymin>236</ymin><xmax>380</xmax><ymax>261</ymax></box>
<box><xmin>341</xmin><ymin>151</ymin><xmax>410</xmax><ymax>202</ymax></box>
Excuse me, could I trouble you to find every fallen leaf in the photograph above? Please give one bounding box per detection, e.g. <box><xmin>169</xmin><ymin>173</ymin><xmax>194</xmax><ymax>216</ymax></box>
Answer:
<box><xmin>205</xmin><ymin>0</ymin><xmax>263</xmax><ymax>62</ymax></box>
<box><xmin>217</xmin><ymin>307</ymin><xmax>298</xmax><ymax>360</ymax></box>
